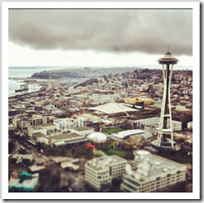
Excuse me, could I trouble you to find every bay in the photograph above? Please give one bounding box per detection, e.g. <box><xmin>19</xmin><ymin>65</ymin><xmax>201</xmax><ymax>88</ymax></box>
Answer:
<box><xmin>8</xmin><ymin>67</ymin><xmax>55</xmax><ymax>97</ymax></box>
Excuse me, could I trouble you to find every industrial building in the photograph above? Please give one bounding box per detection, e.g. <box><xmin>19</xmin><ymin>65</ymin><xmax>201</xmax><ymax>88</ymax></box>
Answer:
<box><xmin>85</xmin><ymin>155</ymin><xmax>127</xmax><ymax>191</ymax></box>
<box><xmin>121</xmin><ymin>150</ymin><xmax>186</xmax><ymax>192</ymax></box>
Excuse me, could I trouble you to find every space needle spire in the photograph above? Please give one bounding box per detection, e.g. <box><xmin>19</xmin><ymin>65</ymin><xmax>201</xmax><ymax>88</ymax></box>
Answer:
<box><xmin>152</xmin><ymin>50</ymin><xmax>180</xmax><ymax>151</ymax></box>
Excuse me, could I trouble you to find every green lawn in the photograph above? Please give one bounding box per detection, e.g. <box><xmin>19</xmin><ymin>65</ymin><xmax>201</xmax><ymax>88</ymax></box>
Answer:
<box><xmin>101</xmin><ymin>127</ymin><xmax>124</xmax><ymax>134</ymax></box>
<box><xmin>154</xmin><ymin>101</ymin><xmax>162</xmax><ymax>108</ymax></box>
<box><xmin>64</xmin><ymin>140</ymin><xmax>134</xmax><ymax>160</ymax></box>
<box><xmin>103</xmin><ymin>148</ymin><xmax>134</xmax><ymax>160</ymax></box>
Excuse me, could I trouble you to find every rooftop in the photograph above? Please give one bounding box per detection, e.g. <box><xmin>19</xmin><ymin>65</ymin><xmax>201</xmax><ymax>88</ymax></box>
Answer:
<box><xmin>29</xmin><ymin>165</ymin><xmax>45</xmax><ymax>172</ymax></box>
<box><xmin>112</xmin><ymin>129</ymin><xmax>146</xmax><ymax>139</ymax></box>
<box><xmin>86</xmin><ymin>155</ymin><xmax>126</xmax><ymax>171</ymax></box>
<box><xmin>89</xmin><ymin>102</ymin><xmax>137</xmax><ymax>115</ymax></box>
<box><xmin>41</xmin><ymin>123</ymin><xmax>56</xmax><ymax>127</ymax></box>
<box><xmin>127</xmin><ymin>150</ymin><xmax>186</xmax><ymax>182</ymax></box>
<box><xmin>72</xmin><ymin>127</ymin><xmax>93</xmax><ymax>131</ymax></box>
<box><xmin>11</xmin><ymin>154</ymin><xmax>33</xmax><ymax>160</ymax></box>
<box><xmin>33</xmin><ymin>132</ymin><xmax>45</xmax><ymax>138</ymax></box>
<box><xmin>50</xmin><ymin>133</ymin><xmax>82</xmax><ymax>141</ymax></box>
<box><xmin>51</xmin><ymin>156</ymin><xmax>72</xmax><ymax>163</ymax></box>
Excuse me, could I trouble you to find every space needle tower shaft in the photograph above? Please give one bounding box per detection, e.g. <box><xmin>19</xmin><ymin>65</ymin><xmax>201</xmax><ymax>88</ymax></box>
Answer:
<box><xmin>156</xmin><ymin>50</ymin><xmax>179</xmax><ymax>149</ymax></box>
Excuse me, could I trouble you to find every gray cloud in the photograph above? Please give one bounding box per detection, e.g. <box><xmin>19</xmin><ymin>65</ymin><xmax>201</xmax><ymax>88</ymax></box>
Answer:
<box><xmin>9</xmin><ymin>9</ymin><xmax>192</xmax><ymax>56</ymax></box>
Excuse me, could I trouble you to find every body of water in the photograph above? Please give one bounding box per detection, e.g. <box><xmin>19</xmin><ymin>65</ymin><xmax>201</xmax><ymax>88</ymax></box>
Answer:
<box><xmin>8</xmin><ymin>67</ymin><xmax>88</xmax><ymax>97</ymax></box>
<box><xmin>8</xmin><ymin>67</ymin><xmax>56</xmax><ymax>97</ymax></box>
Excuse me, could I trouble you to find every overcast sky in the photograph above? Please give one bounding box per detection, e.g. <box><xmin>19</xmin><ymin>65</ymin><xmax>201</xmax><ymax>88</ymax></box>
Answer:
<box><xmin>9</xmin><ymin>9</ymin><xmax>192</xmax><ymax>67</ymax></box>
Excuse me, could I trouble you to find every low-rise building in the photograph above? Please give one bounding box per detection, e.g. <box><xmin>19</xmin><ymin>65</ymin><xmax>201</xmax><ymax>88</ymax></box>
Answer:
<box><xmin>28</xmin><ymin>126</ymin><xmax>47</xmax><ymax>137</ymax></box>
<box><xmin>187</xmin><ymin>121</ymin><xmax>193</xmax><ymax>130</ymax></box>
<box><xmin>121</xmin><ymin>150</ymin><xmax>186</xmax><ymax>192</ymax></box>
<box><xmin>17</xmin><ymin>119</ymin><xmax>31</xmax><ymax>130</ymax></box>
<box><xmin>32</xmin><ymin>132</ymin><xmax>46</xmax><ymax>143</ymax></box>
<box><xmin>50</xmin><ymin>133</ymin><xmax>90</xmax><ymax>147</ymax></box>
<box><xmin>71</xmin><ymin>127</ymin><xmax>94</xmax><ymax>137</ymax></box>
<box><xmin>53</xmin><ymin>117</ymin><xmax>84</xmax><ymax>131</ymax></box>
<box><xmin>31</xmin><ymin>114</ymin><xmax>48</xmax><ymax>126</ymax></box>
<box><xmin>85</xmin><ymin>155</ymin><xmax>127</xmax><ymax>191</ymax></box>
<box><xmin>111</xmin><ymin>129</ymin><xmax>152</xmax><ymax>142</ymax></box>
<box><xmin>28</xmin><ymin>165</ymin><xmax>46</xmax><ymax>173</ymax></box>
<box><xmin>10</xmin><ymin>154</ymin><xmax>34</xmax><ymax>165</ymax></box>
<box><xmin>129</xmin><ymin>117</ymin><xmax>182</xmax><ymax>133</ymax></box>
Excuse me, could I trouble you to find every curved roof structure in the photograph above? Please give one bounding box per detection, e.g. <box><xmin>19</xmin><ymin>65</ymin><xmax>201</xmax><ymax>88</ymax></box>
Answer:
<box><xmin>89</xmin><ymin>102</ymin><xmax>137</xmax><ymax>115</ymax></box>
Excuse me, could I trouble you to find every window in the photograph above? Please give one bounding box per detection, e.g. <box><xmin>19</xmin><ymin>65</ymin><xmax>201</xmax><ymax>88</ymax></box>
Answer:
<box><xmin>156</xmin><ymin>177</ymin><xmax>161</xmax><ymax>181</ymax></box>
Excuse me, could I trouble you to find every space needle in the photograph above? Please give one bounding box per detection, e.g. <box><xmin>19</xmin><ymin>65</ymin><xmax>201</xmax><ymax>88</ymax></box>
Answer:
<box><xmin>152</xmin><ymin>50</ymin><xmax>180</xmax><ymax>151</ymax></box>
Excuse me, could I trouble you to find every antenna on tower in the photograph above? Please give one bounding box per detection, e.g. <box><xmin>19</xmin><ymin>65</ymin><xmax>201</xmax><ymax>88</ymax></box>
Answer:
<box><xmin>167</xmin><ymin>45</ymin><xmax>170</xmax><ymax>54</ymax></box>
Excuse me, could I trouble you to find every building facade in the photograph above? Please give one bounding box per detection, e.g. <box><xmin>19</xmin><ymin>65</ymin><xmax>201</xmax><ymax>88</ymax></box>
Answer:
<box><xmin>121</xmin><ymin>150</ymin><xmax>186</xmax><ymax>192</ymax></box>
<box><xmin>85</xmin><ymin>155</ymin><xmax>127</xmax><ymax>191</ymax></box>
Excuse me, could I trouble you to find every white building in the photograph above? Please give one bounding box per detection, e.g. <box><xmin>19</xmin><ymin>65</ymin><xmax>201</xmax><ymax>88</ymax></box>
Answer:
<box><xmin>167</xmin><ymin>119</ymin><xmax>182</xmax><ymax>131</ymax></box>
<box><xmin>28</xmin><ymin>124</ymin><xmax>56</xmax><ymax>138</ymax></box>
<box><xmin>28</xmin><ymin>126</ymin><xmax>47</xmax><ymax>137</ymax></box>
<box><xmin>48</xmin><ymin>79</ymin><xmax>60</xmax><ymax>89</ymax></box>
<box><xmin>53</xmin><ymin>117</ymin><xmax>84</xmax><ymax>131</ymax></box>
<box><xmin>121</xmin><ymin>150</ymin><xmax>186</xmax><ymax>192</ymax></box>
<box><xmin>85</xmin><ymin>155</ymin><xmax>127</xmax><ymax>191</ymax></box>
<box><xmin>130</xmin><ymin>117</ymin><xmax>182</xmax><ymax>134</ymax></box>
<box><xmin>187</xmin><ymin>121</ymin><xmax>193</xmax><ymax>130</ymax></box>
<box><xmin>111</xmin><ymin>129</ymin><xmax>152</xmax><ymax>142</ymax></box>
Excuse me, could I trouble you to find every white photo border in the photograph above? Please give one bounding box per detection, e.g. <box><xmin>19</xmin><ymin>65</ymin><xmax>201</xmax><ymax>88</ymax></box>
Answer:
<box><xmin>2</xmin><ymin>1</ymin><xmax>200</xmax><ymax>200</ymax></box>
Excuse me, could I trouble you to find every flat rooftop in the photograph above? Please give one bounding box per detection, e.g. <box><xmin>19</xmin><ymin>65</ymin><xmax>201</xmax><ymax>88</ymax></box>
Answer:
<box><xmin>112</xmin><ymin>129</ymin><xmax>146</xmax><ymax>139</ymax></box>
<box><xmin>72</xmin><ymin>127</ymin><xmax>93</xmax><ymax>131</ymax></box>
<box><xmin>132</xmin><ymin>117</ymin><xmax>160</xmax><ymax>125</ymax></box>
<box><xmin>51</xmin><ymin>156</ymin><xmax>72</xmax><ymax>163</ymax></box>
<box><xmin>33</xmin><ymin>132</ymin><xmax>45</xmax><ymax>138</ymax></box>
<box><xmin>128</xmin><ymin>150</ymin><xmax>186</xmax><ymax>182</ymax></box>
<box><xmin>11</xmin><ymin>154</ymin><xmax>33</xmax><ymax>160</ymax></box>
<box><xmin>29</xmin><ymin>165</ymin><xmax>45</xmax><ymax>172</ymax></box>
<box><xmin>41</xmin><ymin>123</ymin><xmax>56</xmax><ymax>127</ymax></box>
<box><xmin>50</xmin><ymin>133</ymin><xmax>82</xmax><ymax>141</ymax></box>
<box><xmin>86</xmin><ymin>155</ymin><xmax>126</xmax><ymax>171</ymax></box>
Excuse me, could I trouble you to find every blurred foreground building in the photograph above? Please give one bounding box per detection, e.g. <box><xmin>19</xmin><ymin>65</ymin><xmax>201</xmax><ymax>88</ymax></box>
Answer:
<box><xmin>121</xmin><ymin>150</ymin><xmax>186</xmax><ymax>192</ymax></box>
<box><xmin>85</xmin><ymin>155</ymin><xmax>126</xmax><ymax>191</ymax></box>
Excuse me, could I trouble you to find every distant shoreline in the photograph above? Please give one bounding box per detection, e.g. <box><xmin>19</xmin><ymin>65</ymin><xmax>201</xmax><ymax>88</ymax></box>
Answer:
<box><xmin>9</xmin><ymin>77</ymin><xmax>49</xmax><ymax>82</ymax></box>
<box><xmin>9</xmin><ymin>77</ymin><xmax>32</xmax><ymax>80</ymax></box>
